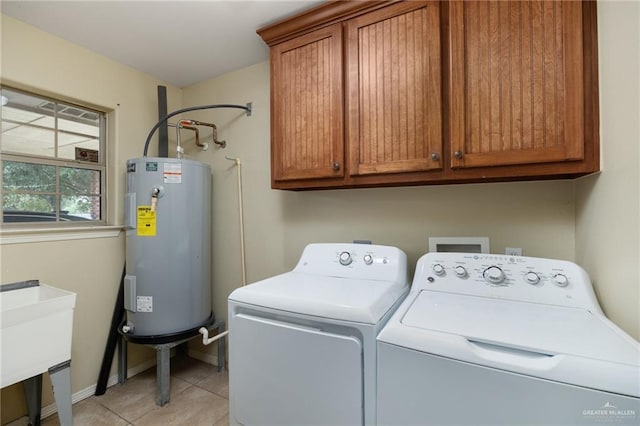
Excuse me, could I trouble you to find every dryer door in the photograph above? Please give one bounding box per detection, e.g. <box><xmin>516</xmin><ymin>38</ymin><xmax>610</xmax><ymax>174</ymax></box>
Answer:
<box><xmin>230</xmin><ymin>314</ymin><xmax>363</xmax><ymax>426</ymax></box>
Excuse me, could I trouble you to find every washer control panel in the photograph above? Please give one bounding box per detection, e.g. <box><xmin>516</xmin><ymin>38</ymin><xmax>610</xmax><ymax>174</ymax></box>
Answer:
<box><xmin>294</xmin><ymin>243</ymin><xmax>408</xmax><ymax>285</ymax></box>
<box><xmin>412</xmin><ymin>252</ymin><xmax>600</xmax><ymax>311</ymax></box>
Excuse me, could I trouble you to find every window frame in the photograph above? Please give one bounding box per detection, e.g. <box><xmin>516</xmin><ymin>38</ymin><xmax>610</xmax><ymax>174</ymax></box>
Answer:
<box><xmin>0</xmin><ymin>86</ymin><xmax>107</xmax><ymax>227</ymax></box>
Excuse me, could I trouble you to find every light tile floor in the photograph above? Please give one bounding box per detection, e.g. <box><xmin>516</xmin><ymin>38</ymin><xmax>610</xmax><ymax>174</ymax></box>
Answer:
<box><xmin>42</xmin><ymin>354</ymin><xmax>229</xmax><ymax>426</ymax></box>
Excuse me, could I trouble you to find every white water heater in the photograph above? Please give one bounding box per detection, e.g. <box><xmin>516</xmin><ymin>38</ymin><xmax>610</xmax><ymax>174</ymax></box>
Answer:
<box><xmin>122</xmin><ymin>157</ymin><xmax>212</xmax><ymax>342</ymax></box>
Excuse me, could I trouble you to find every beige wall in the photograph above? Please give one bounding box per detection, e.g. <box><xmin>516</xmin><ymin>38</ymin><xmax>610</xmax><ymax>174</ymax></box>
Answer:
<box><xmin>180</xmin><ymin>61</ymin><xmax>577</xmax><ymax>360</ymax></box>
<box><xmin>575</xmin><ymin>1</ymin><xmax>640</xmax><ymax>339</ymax></box>
<box><xmin>0</xmin><ymin>15</ymin><xmax>181</xmax><ymax>424</ymax></box>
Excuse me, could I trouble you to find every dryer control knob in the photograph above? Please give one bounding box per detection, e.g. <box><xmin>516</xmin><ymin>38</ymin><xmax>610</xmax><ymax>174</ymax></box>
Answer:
<box><xmin>339</xmin><ymin>251</ymin><xmax>353</xmax><ymax>266</ymax></box>
<box><xmin>553</xmin><ymin>274</ymin><xmax>569</xmax><ymax>287</ymax></box>
<box><xmin>432</xmin><ymin>264</ymin><xmax>445</xmax><ymax>276</ymax></box>
<box><xmin>484</xmin><ymin>266</ymin><xmax>505</xmax><ymax>284</ymax></box>
<box><xmin>454</xmin><ymin>266</ymin><xmax>468</xmax><ymax>278</ymax></box>
<box><xmin>363</xmin><ymin>254</ymin><xmax>374</xmax><ymax>265</ymax></box>
<box><xmin>525</xmin><ymin>271</ymin><xmax>540</xmax><ymax>285</ymax></box>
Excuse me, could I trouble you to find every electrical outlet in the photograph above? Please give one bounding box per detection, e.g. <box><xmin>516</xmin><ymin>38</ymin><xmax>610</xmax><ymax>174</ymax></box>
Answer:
<box><xmin>505</xmin><ymin>247</ymin><xmax>522</xmax><ymax>256</ymax></box>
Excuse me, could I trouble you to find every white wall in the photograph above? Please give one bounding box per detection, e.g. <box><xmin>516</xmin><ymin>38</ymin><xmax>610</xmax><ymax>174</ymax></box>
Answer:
<box><xmin>0</xmin><ymin>15</ymin><xmax>182</xmax><ymax>423</ymax></box>
<box><xmin>575</xmin><ymin>1</ymin><xmax>640</xmax><ymax>339</ymax></box>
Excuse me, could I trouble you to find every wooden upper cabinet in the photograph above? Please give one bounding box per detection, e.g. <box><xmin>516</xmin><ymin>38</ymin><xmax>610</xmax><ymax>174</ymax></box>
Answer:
<box><xmin>346</xmin><ymin>1</ymin><xmax>443</xmax><ymax>176</ymax></box>
<box><xmin>448</xmin><ymin>0</ymin><xmax>585</xmax><ymax>169</ymax></box>
<box><xmin>271</xmin><ymin>24</ymin><xmax>344</xmax><ymax>182</ymax></box>
<box><xmin>259</xmin><ymin>0</ymin><xmax>598</xmax><ymax>189</ymax></box>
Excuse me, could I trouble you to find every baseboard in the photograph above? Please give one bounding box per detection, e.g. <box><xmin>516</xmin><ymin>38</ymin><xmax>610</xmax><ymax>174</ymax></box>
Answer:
<box><xmin>8</xmin><ymin>351</ymin><xmax>221</xmax><ymax>425</ymax></box>
<box><xmin>6</xmin><ymin>349</ymin><xmax>218</xmax><ymax>426</ymax></box>
<box><xmin>6</xmin><ymin>360</ymin><xmax>157</xmax><ymax>426</ymax></box>
<box><xmin>40</xmin><ymin>358</ymin><xmax>157</xmax><ymax>419</ymax></box>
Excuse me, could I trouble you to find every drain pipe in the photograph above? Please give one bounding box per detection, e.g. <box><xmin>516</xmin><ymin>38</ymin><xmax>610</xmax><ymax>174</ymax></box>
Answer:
<box><xmin>225</xmin><ymin>156</ymin><xmax>247</xmax><ymax>287</ymax></box>
<box><xmin>199</xmin><ymin>328</ymin><xmax>228</xmax><ymax>345</ymax></box>
<box><xmin>199</xmin><ymin>156</ymin><xmax>246</xmax><ymax>346</ymax></box>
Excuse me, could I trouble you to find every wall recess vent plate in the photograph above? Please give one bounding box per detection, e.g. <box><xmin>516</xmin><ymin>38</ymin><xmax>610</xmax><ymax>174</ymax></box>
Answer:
<box><xmin>428</xmin><ymin>237</ymin><xmax>490</xmax><ymax>254</ymax></box>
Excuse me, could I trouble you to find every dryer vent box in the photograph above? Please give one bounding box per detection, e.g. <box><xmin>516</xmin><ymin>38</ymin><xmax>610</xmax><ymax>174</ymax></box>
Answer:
<box><xmin>428</xmin><ymin>237</ymin><xmax>489</xmax><ymax>254</ymax></box>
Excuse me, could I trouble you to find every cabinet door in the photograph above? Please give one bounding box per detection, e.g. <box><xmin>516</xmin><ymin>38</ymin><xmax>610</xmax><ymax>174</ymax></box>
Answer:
<box><xmin>448</xmin><ymin>1</ymin><xmax>584</xmax><ymax>169</ymax></box>
<box><xmin>271</xmin><ymin>24</ymin><xmax>344</xmax><ymax>182</ymax></box>
<box><xmin>346</xmin><ymin>1</ymin><xmax>443</xmax><ymax>176</ymax></box>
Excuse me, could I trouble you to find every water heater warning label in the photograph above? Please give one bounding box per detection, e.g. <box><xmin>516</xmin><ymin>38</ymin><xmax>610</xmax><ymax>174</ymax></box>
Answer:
<box><xmin>137</xmin><ymin>296</ymin><xmax>153</xmax><ymax>312</ymax></box>
<box><xmin>137</xmin><ymin>206</ymin><xmax>156</xmax><ymax>236</ymax></box>
<box><xmin>163</xmin><ymin>163</ymin><xmax>182</xmax><ymax>183</ymax></box>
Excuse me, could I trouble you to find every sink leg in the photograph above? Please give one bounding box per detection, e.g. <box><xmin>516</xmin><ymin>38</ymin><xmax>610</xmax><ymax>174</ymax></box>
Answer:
<box><xmin>49</xmin><ymin>360</ymin><xmax>73</xmax><ymax>426</ymax></box>
<box><xmin>23</xmin><ymin>374</ymin><xmax>43</xmax><ymax>426</ymax></box>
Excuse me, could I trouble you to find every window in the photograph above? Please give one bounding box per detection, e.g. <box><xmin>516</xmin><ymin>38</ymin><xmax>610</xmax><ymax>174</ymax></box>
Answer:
<box><xmin>0</xmin><ymin>87</ymin><xmax>106</xmax><ymax>225</ymax></box>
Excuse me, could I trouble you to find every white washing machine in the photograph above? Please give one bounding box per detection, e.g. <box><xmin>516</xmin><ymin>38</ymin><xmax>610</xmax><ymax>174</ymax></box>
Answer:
<box><xmin>228</xmin><ymin>243</ymin><xmax>409</xmax><ymax>426</ymax></box>
<box><xmin>377</xmin><ymin>252</ymin><xmax>640</xmax><ymax>425</ymax></box>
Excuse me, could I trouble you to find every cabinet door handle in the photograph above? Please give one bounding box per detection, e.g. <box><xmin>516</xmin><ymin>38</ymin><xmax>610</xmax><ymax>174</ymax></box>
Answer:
<box><xmin>332</xmin><ymin>162</ymin><xmax>340</xmax><ymax>171</ymax></box>
<box><xmin>431</xmin><ymin>153</ymin><xmax>440</xmax><ymax>161</ymax></box>
<box><xmin>454</xmin><ymin>151</ymin><xmax>464</xmax><ymax>159</ymax></box>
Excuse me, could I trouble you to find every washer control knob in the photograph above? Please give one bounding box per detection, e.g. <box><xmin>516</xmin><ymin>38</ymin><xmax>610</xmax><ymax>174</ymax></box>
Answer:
<box><xmin>525</xmin><ymin>271</ymin><xmax>540</xmax><ymax>285</ymax></box>
<box><xmin>484</xmin><ymin>266</ymin><xmax>505</xmax><ymax>284</ymax></box>
<box><xmin>454</xmin><ymin>266</ymin><xmax>468</xmax><ymax>278</ymax></box>
<box><xmin>363</xmin><ymin>254</ymin><xmax>374</xmax><ymax>265</ymax></box>
<box><xmin>339</xmin><ymin>251</ymin><xmax>352</xmax><ymax>266</ymax></box>
<box><xmin>553</xmin><ymin>274</ymin><xmax>569</xmax><ymax>287</ymax></box>
<box><xmin>432</xmin><ymin>264</ymin><xmax>445</xmax><ymax>276</ymax></box>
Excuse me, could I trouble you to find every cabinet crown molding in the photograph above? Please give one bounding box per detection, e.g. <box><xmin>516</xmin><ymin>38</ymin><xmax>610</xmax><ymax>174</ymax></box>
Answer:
<box><xmin>257</xmin><ymin>0</ymin><xmax>399</xmax><ymax>46</ymax></box>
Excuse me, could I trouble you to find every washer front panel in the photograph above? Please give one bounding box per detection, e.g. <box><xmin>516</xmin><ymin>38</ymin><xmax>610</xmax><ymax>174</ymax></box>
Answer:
<box><xmin>231</xmin><ymin>313</ymin><xmax>363</xmax><ymax>426</ymax></box>
<box><xmin>377</xmin><ymin>342</ymin><xmax>640</xmax><ymax>426</ymax></box>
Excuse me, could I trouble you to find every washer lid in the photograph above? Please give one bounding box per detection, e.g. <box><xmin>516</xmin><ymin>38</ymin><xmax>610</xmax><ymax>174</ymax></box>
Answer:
<box><xmin>400</xmin><ymin>291</ymin><xmax>639</xmax><ymax>366</ymax></box>
<box><xmin>228</xmin><ymin>271</ymin><xmax>408</xmax><ymax>324</ymax></box>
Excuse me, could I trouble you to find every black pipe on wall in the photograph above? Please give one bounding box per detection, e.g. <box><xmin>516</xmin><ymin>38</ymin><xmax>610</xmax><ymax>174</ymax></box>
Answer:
<box><xmin>157</xmin><ymin>86</ymin><xmax>168</xmax><ymax>157</ymax></box>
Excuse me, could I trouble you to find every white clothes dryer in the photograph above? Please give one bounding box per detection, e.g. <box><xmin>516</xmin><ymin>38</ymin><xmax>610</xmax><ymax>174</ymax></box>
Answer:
<box><xmin>377</xmin><ymin>252</ymin><xmax>640</xmax><ymax>425</ymax></box>
<box><xmin>228</xmin><ymin>243</ymin><xmax>408</xmax><ymax>426</ymax></box>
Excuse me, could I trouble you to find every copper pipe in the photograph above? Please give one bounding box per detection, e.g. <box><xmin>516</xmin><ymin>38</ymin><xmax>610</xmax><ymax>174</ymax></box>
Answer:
<box><xmin>190</xmin><ymin>120</ymin><xmax>226</xmax><ymax>148</ymax></box>
<box><xmin>143</xmin><ymin>102</ymin><xmax>251</xmax><ymax>157</ymax></box>
<box><xmin>178</xmin><ymin>120</ymin><xmax>202</xmax><ymax>147</ymax></box>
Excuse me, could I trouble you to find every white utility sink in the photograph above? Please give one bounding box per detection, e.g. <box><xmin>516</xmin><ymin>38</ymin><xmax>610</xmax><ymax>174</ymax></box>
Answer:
<box><xmin>1</xmin><ymin>282</ymin><xmax>76</xmax><ymax>388</ymax></box>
